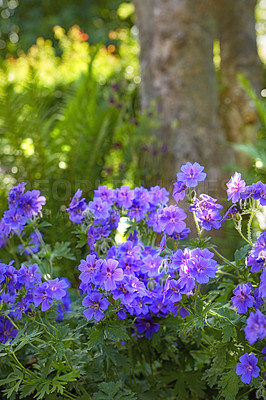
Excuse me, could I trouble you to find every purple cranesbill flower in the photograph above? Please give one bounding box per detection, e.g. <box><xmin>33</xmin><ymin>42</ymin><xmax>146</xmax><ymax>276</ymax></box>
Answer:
<box><xmin>149</xmin><ymin>186</ymin><xmax>169</xmax><ymax>206</ymax></box>
<box><xmin>87</xmin><ymin>226</ymin><xmax>101</xmax><ymax>251</ymax></box>
<box><xmin>159</xmin><ymin>205</ymin><xmax>187</xmax><ymax>235</ymax></box>
<box><xmin>67</xmin><ymin>189</ymin><xmax>88</xmax><ymax>224</ymax></box>
<box><xmin>259</xmin><ymin>268</ymin><xmax>266</xmax><ymax>298</ymax></box>
<box><xmin>94</xmin><ymin>186</ymin><xmax>116</xmax><ymax>205</ymax></box>
<box><xmin>262</xmin><ymin>345</ymin><xmax>266</xmax><ymax>362</ymax></box>
<box><xmin>246</xmin><ymin>232</ymin><xmax>266</xmax><ymax>273</ymax></box>
<box><xmin>108</xmin><ymin>210</ymin><xmax>120</xmax><ymax>230</ymax></box>
<box><xmin>78</xmin><ymin>254</ymin><xmax>99</xmax><ymax>285</ymax></box>
<box><xmin>196</xmin><ymin>208</ymin><xmax>222</xmax><ymax>231</ymax></box>
<box><xmin>0</xmin><ymin>317</ymin><xmax>18</xmax><ymax>344</ymax></box>
<box><xmin>134</xmin><ymin>187</ymin><xmax>151</xmax><ymax>206</ymax></box>
<box><xmin>231</xmin><ymin>283</ymin><xmax>254</xmax><ymax>314</ymax></box>
<box><xmin>17</xmin><ymin>263</ymin><xmax>42</xmax><ymax>289</ymax></box>
<box><xmin>177</xmin><ymin>162</ymin><xmax>206</xmax><ymax>188</ymax></box>
<box><xmin>221</xmin><ymin>204</ymin><xmax>237</xmax><ymax>223</ymax></box>
<box><xmin>226</xmin><ymin>172</ymin><xmax>246</xmax><ymax>203</ymax></box>
<box><xmin>0</xmin><ymin>219</ymin><xmax>11</xmax><ymax>248</ymax></box>
<box><xmin>33</xmin><ymin>282</ymin><xmax>54</xmax><ymax>311</ymax></box>
<box><xmin>190</xmin><ymin>256</ymin><xmax>218</xmax><ymax>284</ymax></box>
<box><xmin>8</xmin><ymin>182</ymin><xmax>26</xmax><ymax>208</ymax></box>
<box><xmin>18</xmin><ymin>190</ymin><xmax>46</xmax><ymax>218</ymax></box>
<box><xmin>141</xmin><ymin>254</ymin><xmax>163</xmax><ymax>277</ymax></box>
<box><xmin>244</xmin><ymin>309</ymin><xmax>266</xmax><ymax>345</ymax></box>
<box><xmin>82</xmin><ymin>292</ymin><xmax>110</xmax><ymax>321</ymax></box>
<box><xmin>236</xmin><ymin>353</ymin><xmax>260</xmax><ymax>384</ymax></box>
<box><xmin>253</xmin><ymin>287</ymin><xmax>263</xmax><ymax>309</ymax></box>
<box><xmin>46</xmin><ymin>278</ymin><xmax>68</xmax><ymax>301</ymax></box>
<box><xmin>251</xmin><ymin>181</ymin><xmax>266</xmax><ymax>206</ymax></box>
<box><xmin>10</xmin><ymin>295</ymin><xmax>32</xmax><ymax>320</ymax></box>
<box><xmin>116</xmin><ymin>185</ymin><xmax>134</xmax><ymax>209</ymax></box>
<box><xmin>135</xmin><ymin>317</ymin><xmax>160</xmax><ymax>338</ymax></box>
<box><xmin>88</xmin><ymin>198</ymin><xmax>111</xmax><ymax>220</ymax></box>
<box><xmin>166</xmin><ymin>279</ymin><xmax>184</xmax><ymax>303</ymax></box>
<box><xmin>119</xmin><ymin>256</ymin><xmax>140</xmax><ymax>275</ymax></box>
<box><xmin>128</xmin><ymin>199</ymin><xmax>149</xmax><ymax>222</ymax></box>
<box><xmin>172</xmin><ymin>181</ymin><xmax>187</xmax><ymax>203</ymax></box>
<box><xmin>95</xmin><ymin>259</ymin><xmax>123</xmax><ymax>291</ymax></box>
<box><xmin>3</xmin><ymin>209</ymin><xmax>27</xmax><ymax>232</ymax></box>
<box><xmin>117</xmin><ymin>240</ymin><xmax>142</xmax><ymax>260</ymax></box>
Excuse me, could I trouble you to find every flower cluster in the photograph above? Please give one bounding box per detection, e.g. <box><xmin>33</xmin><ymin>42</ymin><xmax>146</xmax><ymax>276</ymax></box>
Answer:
<box><xmin>0</xmin><ymin>182</ymin><xmax>46</xmax><ymax>248</ymax></box>
<box><xmin>78</xmin><ymin>241</ymin><xmax>219</xmax><ymax>337</ymax></box>
<box><xmin>226</xmin><ymin>171</ymin><xmax>266</xmax><ymax>385</ymax></box>
<box><xmin>0</xmin><ymin>261</ymin><xmax>70</xmax><ymax>333</ymax></box>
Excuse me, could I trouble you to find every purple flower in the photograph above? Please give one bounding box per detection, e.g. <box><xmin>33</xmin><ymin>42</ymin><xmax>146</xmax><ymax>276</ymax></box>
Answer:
<box><xmin>18</xmin><ymin>190</ymin><xmax>46</xmax><ymax>218</ymax></box>
<box><xmin>141</xmin><ymin>255</ymin><xmax>163</xmax><ymax>277</ymax></box>
<box><xmin>3</xmin><ymin>209</ymin><xmax>27</xmax><ymax>232</ymax></box>
<box><xmin>46</xmin><ymin>278</ymin><xmax>68</xmax><ymax>301</ymax></box>
<box><xmin>135</xmin><ymin>317</ymin><xmax>160</xmax><ymax>338</ymax></box>
<box><xmin>88</xmin><ymin>198</ymin><xmax>111</xmax><ymax>220</ymax></box>
<box><xmin>0</xmin><ymin>317</ymin><xmax>18</xmax><ymax>344</ymax></box>
<box><xmin>0</xmin><ymin>219</ymin><xmax>11</xmax><ymax>248</ymax></box>
<box><xmin>231</xmin><ymin>283</ymin><xmax>254</xmax><ymax>314</ymax></box>
<box><xmin>67</xmin><ymin>189</ymin><xmax>88</xmax><ymax>224</ymax></box>
<box><xmin>78</xmin><ymin>254</ymin><xmax>99</xmax><ymax>286</ymax></box>
<box><xmin>236</xmin><ymin>353</ymin><xmax>260</xmax><ymax>384</ymax></box>
<box><xmin>259</xmin><ymin>268</ymin><xmax>266</xmax><ymax>298</ymax></box>
<box><xmin>149</xmin><ymin>186</ymin><xmax>169</xmax><ymax>206</ymax></box>
<box><xmin>172</xmin><ymin>181</ymin><xmax>187</xmax><ymax>203</ymax></box>
<box><xmin>17</xmin><ymin>263</ymin><xmax>42</xmax><ymax>289</ymax></box>
<box><xmin>244</xmin><ymin>310</ymin><xmax>266</xmax><ymax>345</ymax></box>
<box><xmin>95</xmin><ymin>259</ymin><xmax>124</xmax><ymax>291</ymax></box>
<box><xmin>33</xmin><ymin>282</ymin><xmax>53</xmax><ymax>311</ymax></box>
<box><xmin>8</xmin><ymin>182</ymin><xmax>26</xmax><ymax>208</ymax></box>
<box><xmin>159</xmin><ymin>205</ymin><xmax>187</xmax><ymax>235</ymax></box>
<box><xmin>177</xmin><ymin>162</ymin><xmax>206</xmax><ymax>188</ymax></box>
<box><xmin>116</xmin><ymin>186</ymin><xmax>134</xmax><ymax>209</ymax></box>
<box><xmin>226</xmin><ymin>172</ymin><xmax>246</xmax><ymax>203</ymax></box>
<box><xmin>82</xmin><ymin>292</ymin><xmax>110</xmax><ymax>321</ymax></box>
<box><xmin>246</xmin><ymin>232</ymin><xmax>266</xmax><ymax>273</ymax></box>
<box><xmin>190</xmin><ymin>256</ymin><xmax>218</xmax><ymax>284</ymax></box>
<box><xmin>94</xmin><ymin>186</ymin><xmax>116</xmax><ymax>205</ymax></box>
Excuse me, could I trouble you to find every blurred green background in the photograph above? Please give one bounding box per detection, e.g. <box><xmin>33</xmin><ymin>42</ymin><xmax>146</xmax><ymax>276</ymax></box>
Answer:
<box><xmin>1</xmin><ymin>0</ymin><xmax>266</xmax><ymax>251</ymax></box>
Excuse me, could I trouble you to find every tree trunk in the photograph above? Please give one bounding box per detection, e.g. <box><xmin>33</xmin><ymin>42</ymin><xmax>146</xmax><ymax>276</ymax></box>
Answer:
<box><xmin>216</xmin><ymin>0</ymin><xmax>263</xmax><ymax>165</ymax></box>
<box><xmin>133</xmin><ymin>0</ymin><xmax>263</xmax><ymax>192</ymax></box>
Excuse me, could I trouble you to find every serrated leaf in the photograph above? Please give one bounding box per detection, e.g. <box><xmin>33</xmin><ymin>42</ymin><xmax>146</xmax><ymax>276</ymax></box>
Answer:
<box><xmin>174</xmin><ymin>375</ymin><xmax>187</xmax><ymax>399</ymax></box>
<box><xmin>234</xmin><ymin>244</ymin><xmax>251</xmax><ymax>261</ymax></box>
<box><xmin>222</xmin><ymin>324</ymin><xmax>236</xmax><ymax>343</ymax></box>
<box><xmin>88</xmin><ymin>327</ymin><xmax>104</xmax><ymax>350</ymax></box>
<box><xmin>52</xmin><ymin>242</ymin><xmax>75</xmax><ymax>260</ymax></box>
<box><xmin>218</xmin><ymin>369</ymin><xmax>239</xmax><ymax>400</ymax></box>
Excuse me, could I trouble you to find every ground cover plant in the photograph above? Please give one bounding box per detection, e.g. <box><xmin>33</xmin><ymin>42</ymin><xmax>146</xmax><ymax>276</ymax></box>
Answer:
<box><xmin>0</xmin><ymin>162</ymin><xmax>266</xmax><ymax>399</ymax></box>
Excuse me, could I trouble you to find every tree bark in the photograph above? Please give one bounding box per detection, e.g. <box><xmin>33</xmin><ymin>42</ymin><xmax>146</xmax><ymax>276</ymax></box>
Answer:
<box><xmin>215</xmin><ymin>0</ymin><xmax>263</xmax><ymax>165</ymax></box>
<box><xmin>133</xmin><ymin>0</ymin><xmax>263</xmax><ymax>192</ymax></box>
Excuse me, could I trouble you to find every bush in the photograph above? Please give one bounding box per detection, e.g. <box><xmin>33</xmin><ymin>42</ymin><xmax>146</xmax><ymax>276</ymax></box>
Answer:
<box><xmin>0</xmin><ymin>162</ymin><xmax>266</xmax><ymax>399</ymax></box>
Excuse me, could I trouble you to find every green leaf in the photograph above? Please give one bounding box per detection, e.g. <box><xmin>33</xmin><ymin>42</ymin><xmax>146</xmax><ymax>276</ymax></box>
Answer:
<box><xmin>52</xmin><ymin>242</ymin><xmax>75</xmax><ymax>260</ymax></box>
<box><xmin>234</xmin><ymin>244</ymin><xmax>251</xmax><ymax>261</ymax></box>
<box><xmin>218</xmin><ymin>369</ymin><xmax>239</xmax><ymax>400</ymax></box>
<box><xmin>88</xmin><ymin>327</ymin><xmax>104</xmax><ymax>350</ymax></box>
<box><xmin>222</xmin><ymin>324</ymin><xmax>237</xmax><ymax>343</ymax></box>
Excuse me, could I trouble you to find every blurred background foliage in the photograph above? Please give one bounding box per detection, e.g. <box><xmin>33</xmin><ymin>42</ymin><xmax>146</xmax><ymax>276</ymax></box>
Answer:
<box><xmin>1</xmin><ymin>0</ymin><xmax>266</xmax><ymax>249</ymax></box>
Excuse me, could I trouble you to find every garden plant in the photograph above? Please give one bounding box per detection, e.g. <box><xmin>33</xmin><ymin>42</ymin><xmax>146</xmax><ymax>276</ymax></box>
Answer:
<box><xmin>0</xmin><ymin>161</ymin><xmax>266</xmax><ymax>399</ymax></box>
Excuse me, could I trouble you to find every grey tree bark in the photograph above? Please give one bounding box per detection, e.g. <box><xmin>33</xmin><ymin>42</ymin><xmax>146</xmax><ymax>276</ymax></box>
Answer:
<box><xmin>133</xmin><ymin>0</ymin><xmax>263</xmax><ymax>193</ymax></box>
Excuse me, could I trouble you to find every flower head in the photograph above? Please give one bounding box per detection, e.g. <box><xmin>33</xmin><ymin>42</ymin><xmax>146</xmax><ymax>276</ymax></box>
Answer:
<box><xmin>236</xmin><ymin>353</ymin><xmax>260</xmax><ymax>384</ymax></box>
<box><xmin>177</xmin><ymin>162</ymin><xmax>206</xmax><ymax>188</ymax></box>
<box><xmin>226</xmin><ymin>172</ymin><xmax>246</xmax><ymax>203</ymax></box>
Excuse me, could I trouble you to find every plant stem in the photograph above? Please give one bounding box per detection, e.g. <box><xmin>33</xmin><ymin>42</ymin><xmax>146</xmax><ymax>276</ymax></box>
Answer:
<box><xmin>193</xmin><ymin>211</ymin><xmax>202</xmax><ymax>239</ymax></box>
